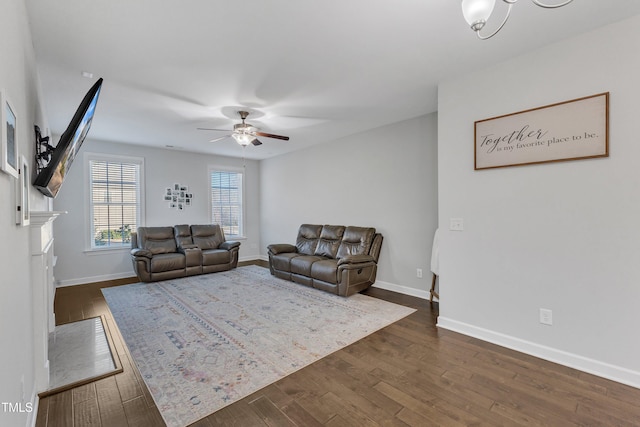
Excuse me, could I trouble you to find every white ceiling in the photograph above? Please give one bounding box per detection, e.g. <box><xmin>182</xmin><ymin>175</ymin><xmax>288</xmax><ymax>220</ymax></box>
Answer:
<box><xmin>25</xmin><ymin>0</ymin><xmax>640</xmax><ymax>160</ymax></box>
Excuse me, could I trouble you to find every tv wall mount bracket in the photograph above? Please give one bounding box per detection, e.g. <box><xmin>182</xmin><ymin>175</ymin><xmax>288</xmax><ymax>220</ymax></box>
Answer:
<box><xmin>34</xmin><ymin>125</ymin><xmax>55</xmax><ymax>175</ymax></box>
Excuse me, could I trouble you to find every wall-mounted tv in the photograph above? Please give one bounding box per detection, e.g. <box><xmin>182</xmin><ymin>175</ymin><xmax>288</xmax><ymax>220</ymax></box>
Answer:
<box><xmin>34</xmin><ymin>78</ymin><xmax>103</xmax><ymax>198</ymax></box>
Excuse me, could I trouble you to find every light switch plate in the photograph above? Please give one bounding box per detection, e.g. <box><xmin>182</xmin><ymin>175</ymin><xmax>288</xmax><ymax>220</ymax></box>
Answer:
<box><xmin>539</xmin><ymin>308</ymin><xmax>553</xmax><ymax>325</ymax></box>
<box><xmin>450</xmin><ymin>218</ymin><xmax>464</xmax><ymax>231</ymax></box>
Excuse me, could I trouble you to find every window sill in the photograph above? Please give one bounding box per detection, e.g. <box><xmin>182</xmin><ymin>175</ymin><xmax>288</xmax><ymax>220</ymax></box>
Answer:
<box><xmin>84</xmin><ymin>246</ymin><xmax>131</xmax><ymax>256</ymax></box>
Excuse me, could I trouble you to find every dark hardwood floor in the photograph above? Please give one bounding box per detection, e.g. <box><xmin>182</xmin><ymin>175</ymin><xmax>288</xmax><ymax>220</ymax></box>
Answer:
<box><xmin>37</xmin><ymin>263</ymin><xmax>640</xmax><ymax>426</ymax></box>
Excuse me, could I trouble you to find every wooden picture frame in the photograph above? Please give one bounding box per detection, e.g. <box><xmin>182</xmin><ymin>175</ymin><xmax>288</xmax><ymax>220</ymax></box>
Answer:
<box><xmin>1</xmin><ymin>90</ymin><xmax>19</xmax><ymax>178</ymax></box>
<box><xmin>474</xmin><ymin>93</ymin><xmax>609</xmax><ymax>170</ymax></box>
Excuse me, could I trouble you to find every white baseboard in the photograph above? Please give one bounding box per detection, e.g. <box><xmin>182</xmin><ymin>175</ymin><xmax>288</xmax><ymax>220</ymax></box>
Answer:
<box><xmin>56</xmin><ymin>271</ymin><xmax>136</xmax><ymax>287</ymax></box>
<box><xmin>373</xmin><ymin>280</ymin><xmax>434</xmax><ymax>301</ymax></box>
<box><xmin>437</xmin><ymin>316</ymin><xmax>640</xmax><ymax>390</ymax></box>
<box><xmin>239</xmin><ymin>255</ymin><xmax>268</xmax><ymax>263</ymax></box>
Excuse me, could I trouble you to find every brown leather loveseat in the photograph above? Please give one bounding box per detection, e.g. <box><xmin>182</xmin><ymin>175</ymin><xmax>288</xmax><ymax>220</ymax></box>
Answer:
<box><xmin>130</xmin><ymin>224</ymin><xmax>240</xmax><ymax>282</ymax></box>
<box><xmin>267</xmin><ymin>224</ymin><xmax>383</xmax><ymax>296</ymax></box>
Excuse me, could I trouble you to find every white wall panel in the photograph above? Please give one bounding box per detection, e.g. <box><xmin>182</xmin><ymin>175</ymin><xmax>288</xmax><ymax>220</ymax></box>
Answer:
<box><xmin>438</xmin><ymin>15</ymin><xmax>640</xmax><ymax>387</ymax></box>
<box><xmin>260</xmin><ymin>113</ymin><xmax>439</xmax><ymax>295</ymax></box>
<box><xmin>53</xmin><ymin>141</ymin><xmax>261</xmax><ymax>285</ymax></box>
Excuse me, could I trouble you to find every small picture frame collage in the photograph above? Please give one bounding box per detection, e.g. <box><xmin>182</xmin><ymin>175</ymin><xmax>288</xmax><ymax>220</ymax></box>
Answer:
<box><xmin>164</xmin><ymin>183</ymin><xmax>193</xmax><ymax>211</ymax></box>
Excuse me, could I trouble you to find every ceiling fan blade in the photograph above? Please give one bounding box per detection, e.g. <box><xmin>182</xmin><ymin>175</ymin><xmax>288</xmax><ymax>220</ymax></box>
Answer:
<box><xmin>198</xmin><ymin>127</ymin><xmax>230</xmax><ymax>132</ymax></box>
<box><xmin>252</xmin><ymin>139</ymin><xmax>263</xmax><ymax>146</ymax></box>
<box><xmin>254</xmin><ymin>131</ymin><xmax>289</xmax><ymax>141</ymax></box>
<box><xmin>209</xmin><ymin>135</ymin><xmax>231</xmax><ymax>143</ymax></box>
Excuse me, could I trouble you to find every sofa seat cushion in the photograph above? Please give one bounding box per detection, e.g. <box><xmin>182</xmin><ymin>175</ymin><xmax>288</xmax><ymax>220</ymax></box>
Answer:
<box><xmin>271</xmin><ymin>252</ymin><xmax>301</xmax><ymax>272</ymax></box>
<box><xmin>202</xmin><ymin>249</ymin><xmax>230</xmax><ymax>266</ymax></box>
<box><xmin>151</xmin><ymin>253</ymin><xmax>185</xmax><ymax>273</ymax></box>
<box><xmin>290</xmin><ymin>255</ymin><xmax>325</xmax><ymax>276</ymax></box>
<box><xmin>310</xmin><ymin>259</ymin><xmax>338</xmax><ymax>284</ymax></box>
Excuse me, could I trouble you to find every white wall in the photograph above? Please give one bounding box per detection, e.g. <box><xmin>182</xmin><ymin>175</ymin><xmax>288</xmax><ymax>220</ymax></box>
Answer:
<box><xmin>437</xmin><ymin>15</ymin><xmax>640</xmax><ymax>387</ymax></box>
<box><xmin>53</xmin><ymin>140</ymin><xmax>261</xmax><ymax>285</ymax></box>
<box><xmin>0</xmin><ymin>0</ymin><xmax>50</xmax><ymax>425</ymax></box>
<box><xmin>260</xmin><ymin>113</ymin><xmax>438</xmax><ymax>296</ymax></box>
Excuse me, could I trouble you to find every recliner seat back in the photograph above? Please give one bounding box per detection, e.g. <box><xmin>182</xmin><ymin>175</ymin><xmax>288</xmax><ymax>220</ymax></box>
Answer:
<box><xmin>294</xmin><ymin>224</ymin><xmax>378</xmax><ymax>260</ymax></box>
<box><xmin>314</xmin><ymin>225</ymin><xmax>346</xmax><ymax>258</ymax></box>
<box><xmin>191</xmin><ymin>224</ymin><xmax>225</xmax><ymax>249</ymax></box>
<box><xmin>337</xmin><ymin>226</ymin><xmax>376</xmax><ymax>258</ymax></box>
<box><xmin>296</xmin><ymin>224</ymin><xmax>323</xmax><ymax>255</ymax></box>
<box><xmin>174</xmin><ymin>224</ymin><xmax>193</xmax><ymax>248</ymax></box>
<box><xmin>137</xmin><ymin>227</ymin><xmax>177</xmax><ymax>254</ymax></box>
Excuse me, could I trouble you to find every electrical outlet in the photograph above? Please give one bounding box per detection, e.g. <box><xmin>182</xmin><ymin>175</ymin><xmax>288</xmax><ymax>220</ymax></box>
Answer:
<box><xmin>417</xmin><ymin>268</ymin><xmax>423</xmax><ymax>278</ymax></box>
<box><xmin>539</xmin><ymin>308</ymin><xmax>553</xmax><ymax>326</ymax></box>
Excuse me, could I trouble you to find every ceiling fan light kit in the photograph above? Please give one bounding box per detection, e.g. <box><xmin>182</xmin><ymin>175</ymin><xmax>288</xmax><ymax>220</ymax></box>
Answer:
<box><xmin>461</xmin><ymin>0</ymin><xmax>574</xmax><ymax>40</ymax></box>
<box><xmin>231</xmin><ymin>132</ymin><xmax>256</xmax><ymax>146</ymax></box>
<box><xmin>198</xmin><ymin>110</ymin><xmax>289</xmax><ymax>147</ymax></box>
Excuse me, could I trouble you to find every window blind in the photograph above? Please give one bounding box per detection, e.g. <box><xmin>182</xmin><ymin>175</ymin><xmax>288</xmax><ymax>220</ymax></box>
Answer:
<box><xmin>90</xmin><ymin>160</ymin><xmax>140</xmax><ymax>248</ymax></box>
<box><xmin>210</xmin><ymin>170</ymin><xmax>243</xmax><ymax>236</ymax></box>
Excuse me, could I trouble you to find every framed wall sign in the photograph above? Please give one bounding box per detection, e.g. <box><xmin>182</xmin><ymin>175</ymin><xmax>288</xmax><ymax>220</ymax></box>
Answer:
<box><xmin>474</xmin><ymin>93</ymin><xmax>609</xmax><ymax>170</ymax></box>
<box><xmin>16</xmin><ymin>155</ymin><xmax>30</xmax><ymax>226</ymax></box>
<box><xmin>1</xmin><ymin>90</ymin><xmax>19</xmax><ymax>178</ymax></box>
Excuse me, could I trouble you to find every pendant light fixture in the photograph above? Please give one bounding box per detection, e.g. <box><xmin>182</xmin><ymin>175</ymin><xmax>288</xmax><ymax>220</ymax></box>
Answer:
<box><xmin>461</xmin><ymin>0</ymin><xmax>574</xmax><ymax>40</ymax></box>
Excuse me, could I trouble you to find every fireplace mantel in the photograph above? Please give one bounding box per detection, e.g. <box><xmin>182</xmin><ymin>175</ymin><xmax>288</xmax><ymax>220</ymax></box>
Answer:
<box><xmin>30</xmin><ymin>211</ymin><xmax>64</xmax><ymax>253</ymax></box>
<box><xmin>29</xmin><ymin>210</ymin><xmax>65</xmax><ymax>392</ymax></box>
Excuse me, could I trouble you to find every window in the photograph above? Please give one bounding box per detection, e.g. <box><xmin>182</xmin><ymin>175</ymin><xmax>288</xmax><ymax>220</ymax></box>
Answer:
<box><xmin>88</xmin><ymin>155</ymin><xmax>143</xmax><ymax>249</ymax></box>
<box><xmin>210</xmin><ymin>168</ymin><xmax>244</xmax><ymax>237</ymax></box>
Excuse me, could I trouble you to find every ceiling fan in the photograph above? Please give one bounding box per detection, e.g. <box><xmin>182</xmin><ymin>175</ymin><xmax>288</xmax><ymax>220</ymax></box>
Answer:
<box><xmin>198</xmin><ymin>110</ymin><xmax>290</xmax><ymax>146</ymax></box>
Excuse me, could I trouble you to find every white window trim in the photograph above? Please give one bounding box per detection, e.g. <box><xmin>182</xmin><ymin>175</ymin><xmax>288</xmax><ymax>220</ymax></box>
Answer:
<box><xmin>208</xmin><ymin>165</ymin><xmax>246</xmax><ymax>239</ymax></box>
<box><xmin>84</xmin><ymin>152</ymin><xmax>145</xmax><ymax>252</ymax></box>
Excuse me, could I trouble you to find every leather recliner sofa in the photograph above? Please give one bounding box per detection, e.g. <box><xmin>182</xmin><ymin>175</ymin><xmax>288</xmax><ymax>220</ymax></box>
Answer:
<box><xmin>267</xmin><ymin>224</ymin><xmax>383</xmax><ymax>296</ymax></box>
<box><xmin>130</xmin><ymin>224</ymin><xmax>240</xmax><ymax>282</ymax></box>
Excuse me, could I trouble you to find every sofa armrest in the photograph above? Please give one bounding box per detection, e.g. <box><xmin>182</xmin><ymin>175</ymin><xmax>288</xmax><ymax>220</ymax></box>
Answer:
<box><xmin>220</xmin><ymin>241</ymin><xmax>241</xmax><ymax>251</ymax></box>
<box><xmin>337</xmin><ymin>254</ymin><xmax>375</xmax><ymax>266</ymax></box>
<box><xmin>178</xmin><ymin>246</ymin><xmax>202</xmax><ymax>267</ymax></box>
<box><xmin>131</xmin><ymin>248</ymin><xmax>153</xmax><ymax>259</ymax></box>
<box><xmin>267</xmin><ymin>243</ymin><xmax>297</xmax><ymax>255</ymax></box>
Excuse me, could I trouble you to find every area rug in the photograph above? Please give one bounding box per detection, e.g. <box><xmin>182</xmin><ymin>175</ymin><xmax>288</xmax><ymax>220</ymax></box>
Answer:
<box><xmin>102</xmin><ymin>265</ymin><xmax>415</xmax><ymax>427</ymax></box>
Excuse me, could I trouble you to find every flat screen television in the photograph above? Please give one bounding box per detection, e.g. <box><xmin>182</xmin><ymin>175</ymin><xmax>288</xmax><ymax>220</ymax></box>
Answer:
<box><xmin>34</xmin><ymin>77</ymin><xmax>103</xmax><ymax>198</ymax></box>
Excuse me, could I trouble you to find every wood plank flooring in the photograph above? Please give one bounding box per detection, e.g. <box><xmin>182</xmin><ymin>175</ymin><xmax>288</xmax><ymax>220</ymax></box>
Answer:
<box><xmin>37</xmin><ymin>264</ymin><xmax>640</xmax><ymax>426</ymax></box>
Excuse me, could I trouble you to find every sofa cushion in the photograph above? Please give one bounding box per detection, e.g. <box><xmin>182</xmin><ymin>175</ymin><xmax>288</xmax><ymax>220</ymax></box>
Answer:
<box><xmin>337</xmin><ymin>226</ymin><xmax>376</xmax><ymax>258</ymax></box>
<box><xmin>174</xmin><ymin>224</ymin><xmax>193</xmax><ymax>248</ymax></box>
<box><xmin>296</xmin><ymin>224</ymin><xmax>323</xmax><ymax>255</ymax></box>
<box><xmin>138</xmin><ymin>227</ymin><xmax>177</xmax><ymax>254</ymax></box>
<box><xmin>311</xmin><ymin>259</ymin><xmax>338</xmax><ymax>284</ymax></box>
<box><xmin>201</xmin><ymin>249</ymin><xmax>231</xmax><ymax>266</ymax></box>
<box><xmin>271</xmin><ymin>252</ymin><xmax>300</xmax><ymax>273</ymax></box>
<box><xmin>191</xmin><ymin>224</ymin><xmax>225</xmax><ymax>250</ymax></box>
<box><xmin>291</xmin><ymin>255</ymin><xmax>324</xmax><ymax>276</ymax></box>
<box><xmin>150</xmin><ymin>253</ymin><xmax>185</xmax><ymax>273</ymax></box>
<box><xmin>314</xmin><ymin>225</ymin><xmax>345</xmax><ymax>259</ymax></box>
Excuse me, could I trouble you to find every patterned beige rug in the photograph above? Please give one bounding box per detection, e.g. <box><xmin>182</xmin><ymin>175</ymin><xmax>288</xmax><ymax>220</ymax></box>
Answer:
<box><xmin>102</xmin><ymin>265</ymin><xmax>415</xmax><ymax>427</ymax></box>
